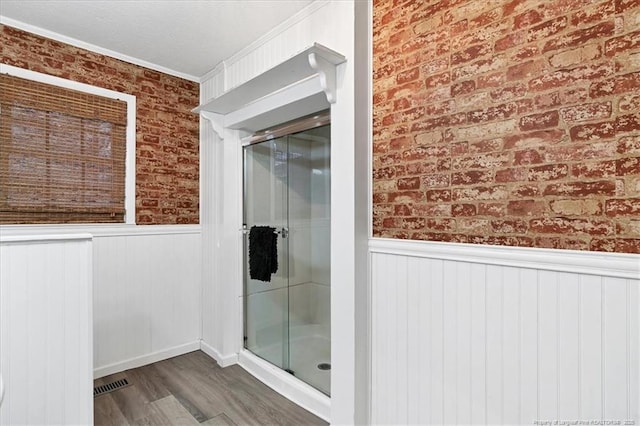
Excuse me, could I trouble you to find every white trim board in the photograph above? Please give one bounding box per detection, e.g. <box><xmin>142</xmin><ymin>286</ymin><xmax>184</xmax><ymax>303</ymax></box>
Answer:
<box><xmin>0</xmin><ymin>16</ymin><xmax>199</xmax><ymax>82</ymax></box>
<box><xmin>369</xmin><ymin>238</ymin><xmax>640</xmax><ymax>280</ymax></box>
<box><xmin>93</xmin><ymin>341</ymin><xmax>200</xmax><ymax>379</ymax></box>
<box><xmin>0</xmin><ymin>224</ymin><xmax>201</xmax><ymax>238</ymax></box>
<box><xmin>0</xmin><ymin>233</ymin><xmax>93</xmax><ymax>244</ymax></box>
<box><xmin>0</xmin><ymin>63</ymin><xmax>138</xmax><ymax>225</ymax></box>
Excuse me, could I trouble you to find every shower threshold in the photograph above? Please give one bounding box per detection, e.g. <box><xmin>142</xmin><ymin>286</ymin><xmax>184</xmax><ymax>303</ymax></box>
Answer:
<box><xmin>238</xmin><ymin>349</ymin><xmax>330</xmax><ymax>422</ymax></box>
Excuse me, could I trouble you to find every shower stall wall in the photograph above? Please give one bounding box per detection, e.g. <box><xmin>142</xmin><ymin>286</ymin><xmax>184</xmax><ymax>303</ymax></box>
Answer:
<box><xmin>243</xmin><ymin>122</ymin><xmax>331</xmax><ymax>396</ymax></box>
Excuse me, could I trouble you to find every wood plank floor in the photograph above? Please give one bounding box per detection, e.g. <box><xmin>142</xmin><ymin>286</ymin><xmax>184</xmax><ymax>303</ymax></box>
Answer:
<box><xmin>94</xmin><ymin>350</ymin><xmax>327</xmax><ymax>426</ymax></box>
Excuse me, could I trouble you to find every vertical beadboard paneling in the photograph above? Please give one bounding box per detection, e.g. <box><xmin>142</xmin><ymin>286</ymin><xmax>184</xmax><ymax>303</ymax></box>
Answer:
<box><xmin>200</xmin><ymin>117</ymin><xmax>217</xmax><ymax>352</ymax></box>
<box><xmin>370</xmin><ymin>252</ymin><xmax>380</xmax><ymax>423</ymax></box>
<box><xmin>63</xmin><ymin>241</ymin><xmax>91</xmax><ymax>421</ymax></box>
<box><xmin>395</xmin><ymin>255</ymin><xmax>408</xmax><ymax>425</ymax></box>
<box><xmin>406</xmin><ymin>256</ymin><xmax>421</xmax><ymax>425</ymax></box>
<box><xmin>370</xmin><ymin>239</ymin><xmax>639</xmax><ymax>425</ymax></box>
<box><xmin>485</xmin><ymin>265</ymin><xmax>503</xmax><ymax>425</ymax></box>
<box><xmin>502</xmin><ymin>267</ymin><xmax>521</xmax><ymax>425</ymax></box>
<box><xmin>430</xmin><ymin>259</ymin><xmax>445</xmax><ymax>425</ymax></box>
<box><xmin>469</xmin><ymin>262</ymin><xmax>487</xmax><ymax>425</ymax></box>
<box><xmin>93</xmin><ymin>230</ymin><xmax>201</xmax><ymax>377</ymax></box>
<box><xmin>538</xmin><ymin>270</ymin><xmax>559</xmax><ymax>421</ymax></box>
<box><xmin>385</xmin><ymin>253</ymin><xmax>398</xmax><ymax>423</ymax></box>
<box><xmin>580</xmin><ymin>274</ymin><xmax>603</xmax><ymax>419</ymax></box>
<box><xmin>418</xmin><ymin>258</ymin><xmax>432</xmax><ymax>425</ymax></box>
<box><xmin>603</xmin><ymin>277</ymin><xmax>629</xmax><ymax>418</ymax></box>
<box><xmin>630</xmin><ymin>279</ymin><xmax>640</xmax><ymax>421</ymax></box>
<box><xmin>443</xmin><ymin>260</ymin><xmax>458</xmax><ymax>425</ymax></box>
<box><xmin>0</xmin><ymin>236</ymin><xmax>93</xmax><ymax>425</ymax></box>
<box><xmin>371</xmin><ymin>254</ymin><xmax>384</xmax><ymax>423</ymax></box>
<box><xmin>520</xmin><ymin>268</ymin><xmax>539</xmax><ymax>424</ymax></box>
<box><xmin>456</xmin><ymin>262</ymin><xmax>472</xmax><ymax>425</ymax></box>
<box><xmin>557</xmin><ymin>273</ymin><xmax>580</xmax><ymax>419</ymax></box>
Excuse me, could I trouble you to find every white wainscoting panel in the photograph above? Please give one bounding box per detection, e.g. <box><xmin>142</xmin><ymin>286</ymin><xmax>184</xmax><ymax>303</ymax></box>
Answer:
<box><xmin>93</xmin><ymin>228</ymin><xmax>201</xmax><ymax>377</ymax></box>
<box><xmin>0</xmin><ymin>235</ymin><xmax>93</xmax><ymax>425</ymax></box>
<box><xmin>0</xmin><ymin>225</ymin><xmax>202</xmax><ymax>378</ymax></box>
<box><xmin>370</xmin><ymin>238</ymin><xmax>639</xmax><ymax>425</ymax></box>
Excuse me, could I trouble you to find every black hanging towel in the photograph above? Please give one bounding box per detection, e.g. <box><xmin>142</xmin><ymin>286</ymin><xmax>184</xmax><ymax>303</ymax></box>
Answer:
<box><xmin>249</xmin><ymin>226</ymin><xmax>278</xmax><ymax>282</ymax></box>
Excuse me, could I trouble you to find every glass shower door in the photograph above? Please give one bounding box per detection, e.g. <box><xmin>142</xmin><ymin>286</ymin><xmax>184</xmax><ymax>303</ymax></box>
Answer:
<box><xmin>286</xmin><ymin>126</ymin><xmax>331</xmax><ymax>395</ymax></box>
<box><xmin>243</xmin><ymin>137</ymin><xmax>290</xmax><ymax>371</ymax></box>
<box><xmin>243</xmin><ymin>121</ymin><xmax>331</xmax><ymax>396</ymax></box>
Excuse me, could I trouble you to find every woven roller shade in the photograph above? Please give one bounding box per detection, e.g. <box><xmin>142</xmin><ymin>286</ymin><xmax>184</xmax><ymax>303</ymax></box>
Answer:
<box><xmin>0</xmin><ymin>74</ymin><xmax>128</xmax><ymax>224</ymax></box>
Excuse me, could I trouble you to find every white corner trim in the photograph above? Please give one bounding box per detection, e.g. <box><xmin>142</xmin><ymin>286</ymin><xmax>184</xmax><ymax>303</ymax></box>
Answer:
<box><xmin>0</xmin><ymin>16</ymin><xmax>199</xmax><ymax>82</ymax></box>
<box><xmin>369</xmin><ymin>238</ymin><xmax>640</xmax><ymax>280</ymax></box>
<box><xmin>93</xmin><ymin>341</ymin><xmax>201</xmax><ymax>379</ymax></box>
<box><xmin>199</xmin><ymin>341</ymin><xmax>238</xmax><ymax>368</ymax></box>
<box><xmin>0</xmin><ymin>63</ymin><xmax>137</xmax><ymax>224</ymax></box>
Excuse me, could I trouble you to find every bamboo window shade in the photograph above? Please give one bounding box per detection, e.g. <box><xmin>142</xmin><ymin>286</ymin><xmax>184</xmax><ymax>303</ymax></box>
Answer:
<box><xmin>0</xmin><ymin>74</ymin><xmax>127</xmax><ymax>223</ymax></box>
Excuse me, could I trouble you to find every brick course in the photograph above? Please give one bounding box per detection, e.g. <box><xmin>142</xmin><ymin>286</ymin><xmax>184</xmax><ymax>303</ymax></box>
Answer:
<box><xmin>373</xmin><ymin>0</ymin><xmax>640</xmax><ymax>253</ymax></box>
<box><xmin>1</xmin><ymin>25</ymin><xmax>199</xmax><ymax>225</ymax></box>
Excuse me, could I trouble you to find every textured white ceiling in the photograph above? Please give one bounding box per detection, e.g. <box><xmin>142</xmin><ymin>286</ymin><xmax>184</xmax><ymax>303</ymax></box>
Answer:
<box><xmin>0</xmin><ymin>0</ymin><xmax>315</xmax><ymax>80</ymax></box>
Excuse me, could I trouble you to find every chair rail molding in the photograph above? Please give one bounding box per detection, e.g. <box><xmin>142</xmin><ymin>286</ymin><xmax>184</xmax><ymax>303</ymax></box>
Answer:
<box><xmin>370</xmin><ymin>238</ymin><xmax>640</xmax><ymax>280</ymax></box>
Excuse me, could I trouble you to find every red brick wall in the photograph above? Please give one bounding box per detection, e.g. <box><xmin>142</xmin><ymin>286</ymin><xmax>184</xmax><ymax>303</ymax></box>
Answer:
<box><xmin>1</xmin><ymin>25</ymin><xmax>200</xmax><ymax>225</ymax></box>
<box><xmin>373</xmin><ymin>0</ymin><xmax>640</xmax><ymax>253</ymax></box>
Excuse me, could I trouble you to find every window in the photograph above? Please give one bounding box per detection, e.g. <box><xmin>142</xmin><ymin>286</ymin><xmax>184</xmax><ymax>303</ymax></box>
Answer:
<box><xmin>0</xmin><ymin>69</ymin><xmax>134</xmax><ymax>224</ymax></box>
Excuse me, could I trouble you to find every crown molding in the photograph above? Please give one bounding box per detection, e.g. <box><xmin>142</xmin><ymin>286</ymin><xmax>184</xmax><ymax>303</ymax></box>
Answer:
<box><xmin>0</xmin><ymin>16</ymin><xmax>199</xmax><ymax>82</ymax></box>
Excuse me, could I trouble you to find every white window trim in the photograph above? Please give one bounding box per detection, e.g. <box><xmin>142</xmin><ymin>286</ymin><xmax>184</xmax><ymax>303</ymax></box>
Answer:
<box><xmin>0</xmin><ymin>63</ymin><xmax>137</xmax><ymax>224</ymax></box>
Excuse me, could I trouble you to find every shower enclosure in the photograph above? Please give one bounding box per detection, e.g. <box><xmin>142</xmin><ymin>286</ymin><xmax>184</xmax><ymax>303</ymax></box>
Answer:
<box><xmin>242</xmin><ymin>117</ymin><xmax>331</xmax><ymax>396</ymax></box>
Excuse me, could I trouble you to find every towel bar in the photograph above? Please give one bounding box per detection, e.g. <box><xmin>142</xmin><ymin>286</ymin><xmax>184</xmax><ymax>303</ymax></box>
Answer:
<box><xmin>240</xmin><ymin>227</ymin><xmax>289</xmax><ymax>238</ymax></box>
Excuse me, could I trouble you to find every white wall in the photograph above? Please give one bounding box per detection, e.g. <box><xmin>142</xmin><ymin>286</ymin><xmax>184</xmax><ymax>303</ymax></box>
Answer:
<box><xmin>0</xmin><ymin>235</ymin><xmax>93</xmax><ymax>425</ymax></box>
<box><xmin>0</xmin><ymin>225</ymin><xmax>202</xmax><ymax>380</ymax></box>
<box><xmin>370</xmin><ymin>238</ymin><xmax>640</xmax><ymax>425</ymax></box>
<box><xmin>92</xmin><ymin>226</ymin><xmax>201</xmax><ymax>377</ymax></box>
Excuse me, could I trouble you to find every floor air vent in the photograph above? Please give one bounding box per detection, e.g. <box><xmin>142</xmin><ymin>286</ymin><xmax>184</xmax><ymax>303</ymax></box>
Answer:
<box><xmin>93</xmin><ymin>378</ymin><xmax>130</xmax><ymax>397</ymax></box>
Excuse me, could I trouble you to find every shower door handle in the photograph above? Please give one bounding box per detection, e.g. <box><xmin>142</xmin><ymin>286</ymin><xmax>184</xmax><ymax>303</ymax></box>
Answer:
<box><xmin>274</xmin><ymin>227</ymin><xmax>289</xmax><ymax>238</ymax></box>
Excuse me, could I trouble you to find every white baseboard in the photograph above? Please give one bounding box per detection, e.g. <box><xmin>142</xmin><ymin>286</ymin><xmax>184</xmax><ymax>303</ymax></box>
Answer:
<box><xmin>93</xmin><ymin>341</ymin><xmax>201</xmax><ymax>379</ymax></box>
<box><xmin>199</xmin><ymin>340</ymin><xmax>238</xmax><ymax>367</ymax></box>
